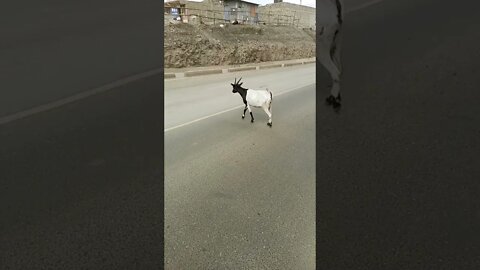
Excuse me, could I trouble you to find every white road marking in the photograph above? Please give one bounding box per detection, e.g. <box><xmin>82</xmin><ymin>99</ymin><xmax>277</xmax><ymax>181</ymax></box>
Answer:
<box><xmin>164</xmin><ymin>83</ymin><xmax>314</xmax><ymax>133</ymax></box>
<box><xmin>345</xmin><ymin>0</ymin><xmax>384</xmax><ymax>14</ymax></box>
<box><xmin>0</xmin><ymin>68</ymin><xmax>163</xmax><ymax>126</ymax></box>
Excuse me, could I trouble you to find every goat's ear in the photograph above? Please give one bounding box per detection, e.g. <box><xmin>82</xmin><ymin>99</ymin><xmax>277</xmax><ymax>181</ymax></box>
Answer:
<box><xmin>231</xmin><ymin>83</ymin><xmax>234</xmax><ymax>86</ymax></box>
<box><xmin>239</xmin><ymin>82</ymin><xmax>243</xmax><ymax>86</ymax></box>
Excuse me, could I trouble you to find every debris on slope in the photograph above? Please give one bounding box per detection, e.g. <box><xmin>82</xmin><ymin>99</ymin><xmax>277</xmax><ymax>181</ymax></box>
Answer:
<box><xmin>164</xmin><ymin>24</ymin><xmax>316</xmax><ymax>68</ymax></box>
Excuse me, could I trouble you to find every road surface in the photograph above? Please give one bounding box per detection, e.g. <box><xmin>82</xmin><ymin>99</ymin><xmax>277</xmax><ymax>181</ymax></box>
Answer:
<box><xmin>1</xmin><ymin>0</ymin><xmax>479</xmax><ymax>269</ymax></box>
<box><xmin>165</xmin><ymin>65</ymin><xmax>316</xmax><ymax>269</ymax></box>
<box><xmin>165</xmin><ymin>64</ymin><xmax>315</xmax><ymax>129</ymax></box>
<box><xmin>317</xmin><ymin>0</ymin><xmax>480</xmax><ymax>268</ymax></box>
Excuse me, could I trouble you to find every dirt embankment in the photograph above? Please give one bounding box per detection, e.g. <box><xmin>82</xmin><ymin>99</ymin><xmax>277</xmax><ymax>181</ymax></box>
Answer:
<box><xmin>164</xmin><ymin>23</ymin><xmax>315</xmax><ymax>68</ymax></box>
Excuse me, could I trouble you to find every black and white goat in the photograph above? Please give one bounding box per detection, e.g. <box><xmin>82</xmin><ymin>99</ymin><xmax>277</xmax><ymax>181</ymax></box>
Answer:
<box><xmin>231</xmin><ymin>77</ymin><xmax>273</xmax><ymax>127</ymax></box>
<box><xmin>317</xmin><ymin>0</ymin><xmax>344</xmax><ymax>111</ymax></box>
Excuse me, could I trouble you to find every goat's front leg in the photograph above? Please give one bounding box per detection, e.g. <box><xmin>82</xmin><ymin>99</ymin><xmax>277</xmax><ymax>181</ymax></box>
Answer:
<box><xmin>247</xmin><ymin>105</ymin><xmax>254</xmax><ymax>123</ymax></box>
<box><xmin>319</xmin><ymin>24</ymin><xmax>342</xmax><ymax>112</ymax></box>
<box><xmin>242</xmin><ymin>104</ymin><xmax>247</xmax><ymax>119</ymax></box>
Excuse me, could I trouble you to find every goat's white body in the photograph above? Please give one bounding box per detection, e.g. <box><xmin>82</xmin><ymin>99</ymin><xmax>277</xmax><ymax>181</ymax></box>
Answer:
<box><xmin>246</xmin><ymin>89</ymin><xmax>271</xmax><ymax>107</ymax></box>
<box><xmin>241</xmin><ymin>88</ymin><xmax>273</xmax><ymax>126</ymax></box>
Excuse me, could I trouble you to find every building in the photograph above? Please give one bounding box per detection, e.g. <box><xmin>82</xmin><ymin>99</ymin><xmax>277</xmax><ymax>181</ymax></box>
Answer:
<box><xmin>222</xmin><ymin>0</ymin><xmax>259</xmax><ymax>24</ymax></box>
<box><xmin>164</xmin><ymin>0</ymin><xmax>224</xmax><ymax>24</ymax></box>
<box><xmin>164</xmin><ymin>0</ymin><xmax>187</xmax><ymax>22</ymax></box>
<box><xmin>165</xmin><ymin>0</ymin><xmax>258</xmax><ymax>25</ymax></box>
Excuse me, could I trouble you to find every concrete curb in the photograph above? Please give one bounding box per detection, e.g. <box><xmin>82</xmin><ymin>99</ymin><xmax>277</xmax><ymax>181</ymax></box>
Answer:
<box><xmin>259</xmin><ymin>64</ymin><xmax>283</xmax><ymax>69</ymax></box>
<box><xmin>227</xmin><ymin>66</ymin><xmax>257</xmax><ymax>72</ymax></box>
<box><xmin>303</xmin><ymin>60</ymin><xmax>316</xmax><ymax>64</ymax></box>
<box><xmin>165</xmin><ymin>58</ymin><xmax>315</xmax><ymax>79</ymax></box>
<box><xmin>284</xmin><ymin>62</ymin><xmax>303</xmax><ymax>67</ymax></box>
<box><xmin>185</xmin><ymin>69</ymin><xmax>223</xmax><ymax>77</ymax></box>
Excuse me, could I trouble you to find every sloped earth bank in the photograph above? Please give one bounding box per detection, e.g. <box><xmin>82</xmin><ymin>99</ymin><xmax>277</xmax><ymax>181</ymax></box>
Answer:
<box><xmin>164</xmin><ymin>23</ymin><xmax>316</xmax><ymax>68</ymax></box>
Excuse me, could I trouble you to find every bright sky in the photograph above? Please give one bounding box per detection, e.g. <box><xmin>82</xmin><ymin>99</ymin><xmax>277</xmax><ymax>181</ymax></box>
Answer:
<box><xmin>168</xmin><ymin>0</ymin><xmax>316</xmax><ymax>8</ymax></box>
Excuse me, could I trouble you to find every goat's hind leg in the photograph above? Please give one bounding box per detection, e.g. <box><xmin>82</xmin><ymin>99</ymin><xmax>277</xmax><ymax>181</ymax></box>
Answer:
<box><xmin>262</xmin><ymin>105</ymin><xmax>272</xmax><ymax>127</ymax></box>
<box><xmin>247</xmin><ymin>105</ymin><xmax>254</xmax><ymax>123</ymax></box>
<box><xmin>321</xmin><ymin>55</ymin><xmax>342</xmax><ymax>111</ymax></box>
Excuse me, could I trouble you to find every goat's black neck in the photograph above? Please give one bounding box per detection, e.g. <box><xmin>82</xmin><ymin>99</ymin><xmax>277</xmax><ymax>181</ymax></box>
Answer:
<box><xmin>236</xmin><ymin>87</ymin><xmax>248</xmax><ymax>104</ymax></box>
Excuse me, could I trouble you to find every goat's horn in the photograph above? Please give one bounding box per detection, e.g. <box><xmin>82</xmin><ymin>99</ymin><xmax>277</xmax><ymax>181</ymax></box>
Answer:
<box><xmin>238</xmin><ymin>77</ymin><xmax>242</xmax><ymax>83</ymax></box>
<box><xmin>234</xmin><ymin>77</ymin><xmax>237</xmax><ymax>84</ymax></box>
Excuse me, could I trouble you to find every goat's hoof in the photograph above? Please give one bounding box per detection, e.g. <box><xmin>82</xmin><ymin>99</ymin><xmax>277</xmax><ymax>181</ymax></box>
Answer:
<box><xmin>242</xmin><ymin>116</ymin><xmax>245</xmax><ymax>119</ymax></box>
<box><xmin>325</xmin><ymin>95</ymin><xmax>341</xmax><ymax>105</ymax></box>
<box><xmin>267</xmin><ymin>122</ymin><xmax>272</xmax><ymax>127</ymax></box>
<box><xmin>251</xmin><ymin>120</ymin><xmax>254</xmax><ymax>123</ymax></box>
<box><xmin>325</xmin><ymin>95</ymin><xmax>335</xmax><ymax>105</ymax></box>
<box><xmin>326</xmin><ymin>95</ymin><xmax>342</xmax><ymax>109</ymax></box>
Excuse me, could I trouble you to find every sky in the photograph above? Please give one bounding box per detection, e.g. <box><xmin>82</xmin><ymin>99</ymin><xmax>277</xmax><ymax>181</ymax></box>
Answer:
<box><xmin>169</xmin><ymin>0</ymin><xmax>316</xmax><ymax>8</ymax></box>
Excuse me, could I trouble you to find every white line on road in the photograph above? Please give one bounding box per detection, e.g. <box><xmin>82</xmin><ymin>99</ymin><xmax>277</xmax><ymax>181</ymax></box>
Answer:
<box><xmin>345</xmin><ymin>0</ymin><xmax>384</xmax><ymax>14</ymax></box>
<box><xmin>0</xmin><ymin>68</ymin><xmax>163</xmax><ymax>126</ymax></box>
<box><xmin>164</xmin><ymin>83</ymin><xmax>314</xmax><ymax>133</ymax></box>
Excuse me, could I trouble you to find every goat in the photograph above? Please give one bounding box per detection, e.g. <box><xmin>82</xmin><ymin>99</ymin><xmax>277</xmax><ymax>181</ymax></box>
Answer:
<box><xmin>317</xmin><ymin>0</ymin><xmax>344</xmax><ymax>111</ymax></box>
<box><xmin>231</xmin><ymin>77</ymin><xmax>273</xmax><ymax>127</ymax></box>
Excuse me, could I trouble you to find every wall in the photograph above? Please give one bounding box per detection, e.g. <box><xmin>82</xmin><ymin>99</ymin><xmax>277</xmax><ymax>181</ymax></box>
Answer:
<box><xmin>257</xmin><ymin>2</ymin><xmax>315</xmax><ymax>29</ymax></box>
<box><xmin>164</xmin><ymin>23</ymin><xmax>316</xmax><ymax>68</ymax></box>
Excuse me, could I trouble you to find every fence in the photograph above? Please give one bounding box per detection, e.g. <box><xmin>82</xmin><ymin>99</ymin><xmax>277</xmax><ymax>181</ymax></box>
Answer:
<box><xmin>165</xmin><ymin>8</ymin><xmax>302</xmax><ymax>27</ymax></box>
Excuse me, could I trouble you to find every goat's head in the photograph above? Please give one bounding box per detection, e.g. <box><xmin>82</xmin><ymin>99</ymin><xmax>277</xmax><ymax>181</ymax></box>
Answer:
<box><xmin>231</xmin><ymin>77</ymin><xmax>244</xmax><ymax>93</ymax></box>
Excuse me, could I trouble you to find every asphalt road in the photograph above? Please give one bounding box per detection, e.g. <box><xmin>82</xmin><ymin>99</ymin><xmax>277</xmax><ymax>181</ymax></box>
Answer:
<box><xmin>165</xmin><ymin>64</ymin><xmax>315</xmax><ymax>129</ymax></box>
<box><xmin>1</xmin><ymin>0</ymin><xmax>479</xmax><ymax>269</ymax></box>
<box><xmin>165</xmin><ymin>66</ymin><xmax>316</xmax><ymax>269</ymax></box>
<box><xmin>317</xmin><ymin>0</ymin><xmax>480</xmax><ymax>268</ymax></box>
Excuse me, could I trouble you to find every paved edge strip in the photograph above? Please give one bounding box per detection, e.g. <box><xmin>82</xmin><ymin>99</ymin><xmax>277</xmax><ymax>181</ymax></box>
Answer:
<box><xmin>165</xmin><ymin>59</ymin><xmax>316</xmax><ymax>79</ymax></box>
<box><xmin>285</xmin><ymin>62</ymin><xmax>303</xmax><ymax>67</ymax></box>
<box><xmin>260</xmin><ymin>64</ymin><xmax>283</xmax><ymax>69</ymax></box>
<box><xmin>185</xmin><ymin>69</ymin><xmax>223</xmax><ymax>77</ymax></box>
<box><xmin>164</xmin><ymin>82</ymin><xmax>315</xmax><ymax>132</ymax></box>
<box><xmin>228</xmin><ymin>66</ymin><xmax>257</xmax><ymax>72</ymax></box>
